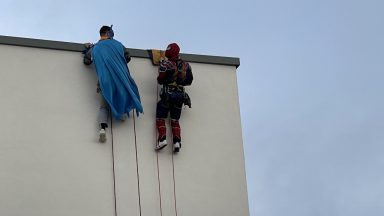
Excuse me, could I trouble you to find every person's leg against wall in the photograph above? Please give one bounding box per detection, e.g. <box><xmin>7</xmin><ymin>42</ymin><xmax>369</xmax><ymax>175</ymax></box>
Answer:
<box><xmin>98</xmin><ymin>93</ymin><xmax>109</xmax><ymax>143</ymax></box>
<box><xmin>170</xmin><ymin>101</ymin><xmax>183</xmax><ymax>152</ymax></box>
<box><xmin>155</xmin><ymin>99</ymin><xmax>169</xmax><ymax>150</ymax></box>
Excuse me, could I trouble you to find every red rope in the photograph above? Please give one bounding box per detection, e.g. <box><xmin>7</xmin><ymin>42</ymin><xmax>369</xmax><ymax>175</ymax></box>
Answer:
<box><xmin>156</xmin><ymin>84</ymin><xmax>164</xmax><ymax>216</ymax></box>
<box><xmin>172</xmin><ymin>152</ymin><xmax>178</xmax><ymax>216</ymax></box>
<box><xmin>133</xmin><ymin>112</ymin><xmax>142</xmax><ymax>216</ymax></box>
<box><xmin>110</xmin><ymin>116</ymin><xmax>117</xmax><ymax>216</ymax></box>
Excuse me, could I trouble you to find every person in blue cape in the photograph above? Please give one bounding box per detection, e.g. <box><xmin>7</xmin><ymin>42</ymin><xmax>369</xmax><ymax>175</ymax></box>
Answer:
<box><xmin>83</xmin><ymin>25</ymin><xmax>143</xmax><ymax>143</ymax></box>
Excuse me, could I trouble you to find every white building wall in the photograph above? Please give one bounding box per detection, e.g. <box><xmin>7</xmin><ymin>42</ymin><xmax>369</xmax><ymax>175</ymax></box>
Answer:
<box><xmin>0</xmin><ymin>41</ymin><xmax>248</xmax><ymax>216</ymax></box>
<box><xmin>0</xmin><ymin>44</ymin><xmax>115</xmax><ymax>216</ymax></box>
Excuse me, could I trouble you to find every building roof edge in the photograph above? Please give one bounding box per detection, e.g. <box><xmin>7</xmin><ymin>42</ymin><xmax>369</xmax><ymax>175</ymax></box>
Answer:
<box><xmin>0</xmin><ymin>35</ymin><xmax>240</xmax><ymax>68</ymax></box>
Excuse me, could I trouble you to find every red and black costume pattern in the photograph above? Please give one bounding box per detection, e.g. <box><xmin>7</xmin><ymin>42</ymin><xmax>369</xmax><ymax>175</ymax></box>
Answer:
<box><xmin>156</xmin><ymin>57</ymin><xmax>193</xmax><ymax>144</ymax></box>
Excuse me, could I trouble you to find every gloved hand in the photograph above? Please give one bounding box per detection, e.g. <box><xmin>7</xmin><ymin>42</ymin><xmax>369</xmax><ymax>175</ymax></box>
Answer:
<box><xmin>82</xmin><ymin>43</ymin><xmax>94</xmax><ymax>55</ymax></box>
<box><xmin>84</xmin><ymin>43</ymin><xmax>94</xmax><ymax>49</ymax></box>
<box><xmin>159</xmin><ymin>57</ymin><xmax>166</xmax><ymax>63</ymax></box>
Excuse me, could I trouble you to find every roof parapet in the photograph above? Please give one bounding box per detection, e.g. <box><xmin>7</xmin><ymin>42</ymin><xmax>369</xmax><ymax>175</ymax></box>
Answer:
<box><xmin>0</xmin><ymin>35</ymin><xmax>240</xmax><ymax>68</ymax></box>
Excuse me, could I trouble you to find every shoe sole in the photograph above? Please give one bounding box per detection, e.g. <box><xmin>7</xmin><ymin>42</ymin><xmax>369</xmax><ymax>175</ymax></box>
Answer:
<box><xmin>99</xmin><ymin>132</ymin><xmax>106</xmax><ymax>143</ymax></box>
<box><xmin>155</xmin><ymin>143</ymin><xmax>167</xmax><ymax>151</ymax></box>
<box><xmin>173</xmin><ymin>143</ymin><xmax>181</xmax><ymax>153</ymax></box>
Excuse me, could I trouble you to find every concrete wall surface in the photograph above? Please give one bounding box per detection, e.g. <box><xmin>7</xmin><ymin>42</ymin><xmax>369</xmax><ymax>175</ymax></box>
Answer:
<box><xmin>0</xmin><ymin>42</ymin><xmax>249</xmax><ymax>216</ymax></box>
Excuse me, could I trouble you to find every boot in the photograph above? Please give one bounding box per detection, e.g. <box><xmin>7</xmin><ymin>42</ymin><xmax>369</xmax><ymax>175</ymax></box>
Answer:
<box><xmin>155</xmin><ymin>118</ymin><xmax>167</xmax><ymax>150</ymax></box>
<box><xmin>171</xmin><ymin>119</ymin><xmax>181</xmax><ymax>152</ymax></box>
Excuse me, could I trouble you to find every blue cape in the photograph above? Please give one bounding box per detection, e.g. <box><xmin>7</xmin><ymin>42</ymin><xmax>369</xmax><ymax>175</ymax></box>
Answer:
<box><xmin>92</xmin><ymin>39</ymin><xmax>143</xmax><ymax>118</ymax></box>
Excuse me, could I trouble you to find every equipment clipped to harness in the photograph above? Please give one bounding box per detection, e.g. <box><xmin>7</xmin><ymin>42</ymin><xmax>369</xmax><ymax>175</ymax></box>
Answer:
<box><xmin>160</xmin><ymin>86</ymin><xmax>191</xmax><ymax>108</ymax></box>
<box><xmin>183</xmin><ymin>92</ymin><xmax>191</xmax><ymax>108</ymax></box>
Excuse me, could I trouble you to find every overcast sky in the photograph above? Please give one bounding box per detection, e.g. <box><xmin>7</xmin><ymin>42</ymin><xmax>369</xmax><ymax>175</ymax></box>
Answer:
<box><xmin>1</xmin><ymin>0</ymin><xmax>384</xmax><ymax>215</ymax></box>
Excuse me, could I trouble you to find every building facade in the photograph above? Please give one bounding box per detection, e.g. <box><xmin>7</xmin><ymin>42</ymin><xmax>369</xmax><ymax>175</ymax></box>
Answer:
<box><xmin>0</xmin><ymin>35</ymin><xmax>249</xmax><ymax>216</ymax></box>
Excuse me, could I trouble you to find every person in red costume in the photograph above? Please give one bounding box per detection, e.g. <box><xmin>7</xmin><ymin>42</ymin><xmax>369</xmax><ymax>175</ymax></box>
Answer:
<box><xmin>155</xmin><ymin>43</ymin><xmax>193</xmax><ymax>152</ymax></box>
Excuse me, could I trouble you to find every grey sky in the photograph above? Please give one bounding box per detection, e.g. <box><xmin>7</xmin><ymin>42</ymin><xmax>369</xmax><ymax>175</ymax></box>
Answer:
<box><xmin>1</xmin><ymin>0</ymin><xmax>384</xmax><ymax>215</ymax></box>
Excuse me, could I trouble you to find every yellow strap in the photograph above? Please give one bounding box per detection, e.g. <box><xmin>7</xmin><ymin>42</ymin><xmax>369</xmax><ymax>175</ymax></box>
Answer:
<box><xmin>150</xmin><ymin>49</ymin><xmax>166</xmax><ymax>65</ymax></box>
